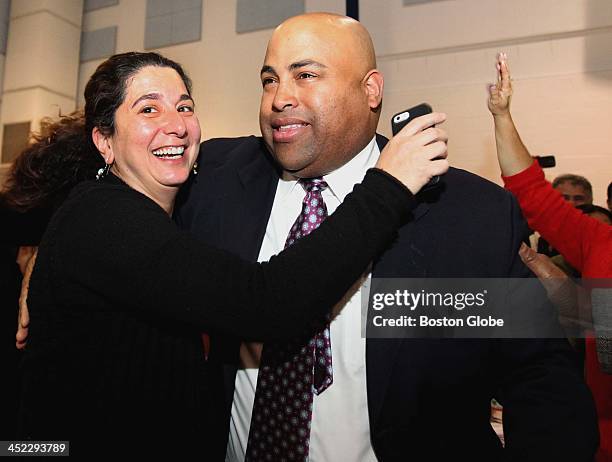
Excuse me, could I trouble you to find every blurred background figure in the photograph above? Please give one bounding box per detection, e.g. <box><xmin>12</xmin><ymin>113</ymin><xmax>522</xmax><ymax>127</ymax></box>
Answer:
<box><xmin>1</xmin><ymin>113</ymin><xmax>87</xmax><ymax>439</ymax></box>
<box><xmin>0</xmin><ymin>225</ymin><xmax>25</xmax><ymax>441</ymax></box>
<box><xmin>551</xmin><ymin>204</ymin><xmax>612</xmax><ymax>278</ymax></box>
<box><xmin>538</xmin><ymin>173</ymin><xmax>594</xmax><ymax>257</ymax></box>
<box><xmin>553</xmin><ymin>174</ymin><xmax>593</xmax><ymax>208</ymax></box>
<box><xmin>488</xmin><ymin>51</ymin><xmax>612</xmax><ymax>462</ymax></box>
<box><xmin>577</xmin><ymin>204</ymin><xmax>612</xmax><ymax>226</ymax></box>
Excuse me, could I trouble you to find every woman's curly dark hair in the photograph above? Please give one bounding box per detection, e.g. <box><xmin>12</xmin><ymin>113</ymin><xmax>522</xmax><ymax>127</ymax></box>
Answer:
<box><xmin>1</xmin><ymin>111</ymin><xmax>101</xmax><ymax>212</ymax></box>
<box><xmin>1</xmin><ymin>52</ymin><xmax>192</xmax><ymax>213</ymax></box>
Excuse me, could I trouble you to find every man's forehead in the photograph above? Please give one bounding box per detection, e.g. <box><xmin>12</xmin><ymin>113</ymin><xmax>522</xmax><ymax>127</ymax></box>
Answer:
<box><xmin>267</xmin><ymin>41</ymin><xmax>328</xmax><ymax>60</ymax></box>
<box><xmin>263</xmin><ymin>36</ymin><xmax>353</xmax><ymax>74</ymax></box>
<box><xmin>556</xmin><ymin>182</ymin><xmax>587</xmax><ymax>192</ymax></box>
<box><xmin>264</xmin><ymin>17</ymin><xmax>375</xmax><ymax>73</ymax></box>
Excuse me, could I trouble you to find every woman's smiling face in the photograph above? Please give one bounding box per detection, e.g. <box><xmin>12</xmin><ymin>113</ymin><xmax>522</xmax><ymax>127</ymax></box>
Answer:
<box><xmin>97</xmin><ymin>65</ymin><xmax>201</xmax><ymax>208</ymax></box>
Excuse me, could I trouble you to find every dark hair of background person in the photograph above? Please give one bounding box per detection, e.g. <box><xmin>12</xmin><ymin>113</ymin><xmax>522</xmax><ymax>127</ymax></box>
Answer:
<box><xmin>1</xmin><ymin>52</ymin><xmax>192</xmax><ymax>215</ymax></box>
<box><xmin>607</xmin><ymin>181</ymin><xmax>611</xmax><ymax>201</ymax></box>
<box><xmin>576</xmin><ymin>203</ymin><xmax>612</xmax><ymax>224</ymax></box>
<box><xmin>552</xmin><ymin>173</ymin><xmax>593</xmax><ymax>199</ymax></box>
<box><xmin>1</xmin><ymin>112</ymin><xmax>92</xmax><ymax>213</ymax></box>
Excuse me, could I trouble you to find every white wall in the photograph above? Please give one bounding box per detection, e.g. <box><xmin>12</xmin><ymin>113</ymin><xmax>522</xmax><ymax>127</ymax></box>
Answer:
<box><xmin>69</xmin><ymin>0</ymin><xmax>612</xmax><ymax>205</ymax></box>
<box><xmin>1</xmin><ymin>0</ymin><xmax>82</xmax><ymax>142</ymax></box>
<box><xmin>78</xmin><ymin>0</ymin><xmax>344</xmax><ymax>140</ymax></box>
<box><xmin>362</xmin><ymin>0</ymin><xmax>612</xmax><ymax>205</ymax></box>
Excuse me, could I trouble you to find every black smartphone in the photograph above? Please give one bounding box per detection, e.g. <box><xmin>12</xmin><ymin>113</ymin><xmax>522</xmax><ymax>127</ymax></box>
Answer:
<box><xmin>391</xmin><ymin>103</ymin><xmax>433</xmax><ymax>135</ymax></box>
<box><xmin>535</xmin><ymin>155</ymin><xmax>556</xmax><ymax>169</ymax></box>
<box><xmin>391</xmin><ymin>103</ymin><xmax>440</xmax><ymax>188</ymax></box>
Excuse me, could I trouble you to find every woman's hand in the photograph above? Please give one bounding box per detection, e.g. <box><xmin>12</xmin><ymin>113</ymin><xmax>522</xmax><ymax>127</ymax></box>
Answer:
<box><xmin>375</xmin><ymin>112</ymin><xmax>449</xmax><ymax>195</ymax></box>
<box><xmin>16</xmin><ymin>247</ymin><xmax>37</xmax><ymax>350</ymax></box>
<box><xmin>488</xmin><ymin>52</ymin><xmax>512</xmax><ymax>117</ymax></box>
<box><xmin>488</xmin><ymin>53</ymin><xmax>533</xmax><ymax>176</ymax></box>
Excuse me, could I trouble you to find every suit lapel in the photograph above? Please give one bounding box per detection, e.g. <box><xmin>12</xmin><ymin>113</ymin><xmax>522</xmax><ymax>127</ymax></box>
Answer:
<box><xmin>209</xmin><ymin>139</ymin><xmax>280</xmax><ymax>398</ymax></box>
<box><xmin>216</xmin><ymin>140</ymin><xmax>279</xmax><ymax>262</ymax></box>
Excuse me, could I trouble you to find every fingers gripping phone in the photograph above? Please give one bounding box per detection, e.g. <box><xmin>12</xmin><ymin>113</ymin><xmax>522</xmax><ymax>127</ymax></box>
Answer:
<box><xmin>391</xmin><ymin>103</ymin><xmax>441</xmax><ymax>188</ymax></box>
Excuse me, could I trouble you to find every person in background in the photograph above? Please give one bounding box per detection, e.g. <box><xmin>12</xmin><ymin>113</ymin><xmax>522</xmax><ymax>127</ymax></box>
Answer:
<box><xmin>488</xmin><ymin>51</ymin><xmax>612</xmax><ymax>462</ymax></box>
<box><xmin>552</xmin><ymin>174</ymin><xmax>593</xmax><ymax>208</ymax></box>
<box><xmin>0</xmin><ymin>222</ymin><xmax>25</xmax><ymax>441</ymax></box>
<box><xmin>1</xmin><ymin>113</ymin><xmax>92</xmax><ymax>349</ymax></box>
<box><xmin>577</xmin><ymin>204</ymin><xmax>611</xmax><ymax>227</ymax></box>
<box><xmin>538</xmin><ymin>173</ymin><xmax>594</xmax><ymax>256</ymax></box>
<box><xmin>551</xmin><ymin>204</ymin><xmax>612</xmax><ymax>278</ymax></box>
<box><xmin>1</xmin><ymin>114</ymin><xmax>89</xmax><ymax>437</ymax></box>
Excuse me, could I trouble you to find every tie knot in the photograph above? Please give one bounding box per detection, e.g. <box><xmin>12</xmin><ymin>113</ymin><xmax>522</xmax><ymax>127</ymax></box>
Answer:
<box><xmin>301</xmin><ymin>177</ymin><xmax>328</xmax><ymax>193</ymax></box>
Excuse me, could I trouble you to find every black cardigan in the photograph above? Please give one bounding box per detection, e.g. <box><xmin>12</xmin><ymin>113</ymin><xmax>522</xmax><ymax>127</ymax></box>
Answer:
<box><xmin>18</xmin><ymin>169</ymin><xmax>415</xmax><ymax>456</ymax></box>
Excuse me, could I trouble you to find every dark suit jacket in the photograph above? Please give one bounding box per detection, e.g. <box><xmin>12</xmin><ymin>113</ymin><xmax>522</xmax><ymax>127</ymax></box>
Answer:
<box><xmin>175</xmin><ymin>135</ymin><xmax>598</xmax><ymax>462</ymax></box>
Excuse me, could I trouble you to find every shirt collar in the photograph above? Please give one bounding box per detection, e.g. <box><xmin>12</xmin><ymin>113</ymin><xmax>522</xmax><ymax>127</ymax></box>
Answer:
<box><xmin>276</xmin><ymin>136</ymin><xmax>380</xmax><ymax>202</ymax></box>
<box><xmin>324</xmin><ymin>137</ymin><xmax>379</xmax><ymax>202</ymax></box>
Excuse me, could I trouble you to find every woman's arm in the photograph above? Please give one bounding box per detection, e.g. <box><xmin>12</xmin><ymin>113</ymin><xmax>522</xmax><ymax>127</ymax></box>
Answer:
<box><xmin>54</xmin><ymin>169</ymin><xmax>416</xmax><ymax>341</ymax></box>
<box><xmin>488</xmin><ymin>53</ymin><xmax>609</xmax><ymax>273</ymax></box>
<box><xmin>488</xmin><ymin>53</ymin><xmax>533</xmax><ymax>176</ymax></box>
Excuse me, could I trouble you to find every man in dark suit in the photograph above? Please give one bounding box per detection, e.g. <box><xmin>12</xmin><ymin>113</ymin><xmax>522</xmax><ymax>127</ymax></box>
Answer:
<box><xmin>176</xmin><ymin>12</ymin><xmax>597</xmax><ymax>462</ymax></box>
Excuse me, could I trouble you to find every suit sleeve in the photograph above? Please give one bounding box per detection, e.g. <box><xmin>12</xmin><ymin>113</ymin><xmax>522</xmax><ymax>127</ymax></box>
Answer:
<box><xmin>55</xmin><ymin>169</ymin><xmax>416</xmax><ymax>341</ymax></box>
<box><xmin>493</xmin><ymin>192</ymin><xmax>599</xmax><ymax>461</ymax></box>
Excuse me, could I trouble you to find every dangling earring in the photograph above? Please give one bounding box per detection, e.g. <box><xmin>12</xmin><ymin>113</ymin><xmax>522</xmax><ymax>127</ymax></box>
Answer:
<box><xmin>96</xmin><ymin>162</ymin><xmax>111</xmax><ymax>180</ymax></box>
<box><xmin>192</xmin><ymin>161</ymin><xmax>198</xmax><ymax>176</ymax></box>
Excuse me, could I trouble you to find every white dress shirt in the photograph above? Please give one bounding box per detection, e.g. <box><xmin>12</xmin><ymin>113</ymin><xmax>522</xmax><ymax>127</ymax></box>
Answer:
<box><xmin>226</xmin><ymin>137</ymin><xmax>380</xmax><ymax>462</ymax></box>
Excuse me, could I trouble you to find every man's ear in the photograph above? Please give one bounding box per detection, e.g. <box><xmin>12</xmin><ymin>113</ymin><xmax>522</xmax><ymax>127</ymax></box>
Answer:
<box><xmin>91</xmin><ymin>127</ymin><xmax>115</xmax><ymax>164</ymax></box>
<box><xmin>364</xmin><ymin>69</ymin><xmax>384</xmax><ymax>110</ymax></box>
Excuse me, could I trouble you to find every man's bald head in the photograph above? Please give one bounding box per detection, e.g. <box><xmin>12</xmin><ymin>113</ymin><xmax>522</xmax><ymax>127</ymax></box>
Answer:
<box><xmin>270</xmin><ymin>13</ymin><xmax>377</xmax><ymax>75</ymax></box>
<box><xmin>259</xmin><ymin>13</ymin><xmax>384</xmax><ymax>178</ymax></box>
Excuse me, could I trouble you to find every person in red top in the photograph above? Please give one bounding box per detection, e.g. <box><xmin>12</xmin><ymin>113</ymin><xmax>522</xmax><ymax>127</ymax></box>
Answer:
<box><xmin>488</xmin><ymin>51</ymin><xmax>612</xmax><ymax>461</ymax></box>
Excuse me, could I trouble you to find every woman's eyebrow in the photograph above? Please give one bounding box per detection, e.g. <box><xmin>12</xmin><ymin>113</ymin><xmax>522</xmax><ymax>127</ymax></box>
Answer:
<box><xmin>131</xmin><ymin>93</ymin><xmax>160</xmax><ymax>108</ymax></box>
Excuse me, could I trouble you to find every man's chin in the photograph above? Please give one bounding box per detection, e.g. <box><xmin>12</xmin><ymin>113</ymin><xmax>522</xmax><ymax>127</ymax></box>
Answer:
<box><xmin>269</xmin><ymin>145</ymin><xmax>311</xmax><ymax>174</ymax></box>
<box><xmin>277</xmin><ymin>161</ymin><xmax>324</xmax><ymax>180</ymax></box>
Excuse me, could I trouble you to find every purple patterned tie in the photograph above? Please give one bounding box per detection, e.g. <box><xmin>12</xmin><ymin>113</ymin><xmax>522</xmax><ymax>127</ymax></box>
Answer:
<box><xmin>245</xmin><ymin>178</ymin><xmax>333</xmax><ymax>462</ymax></box>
